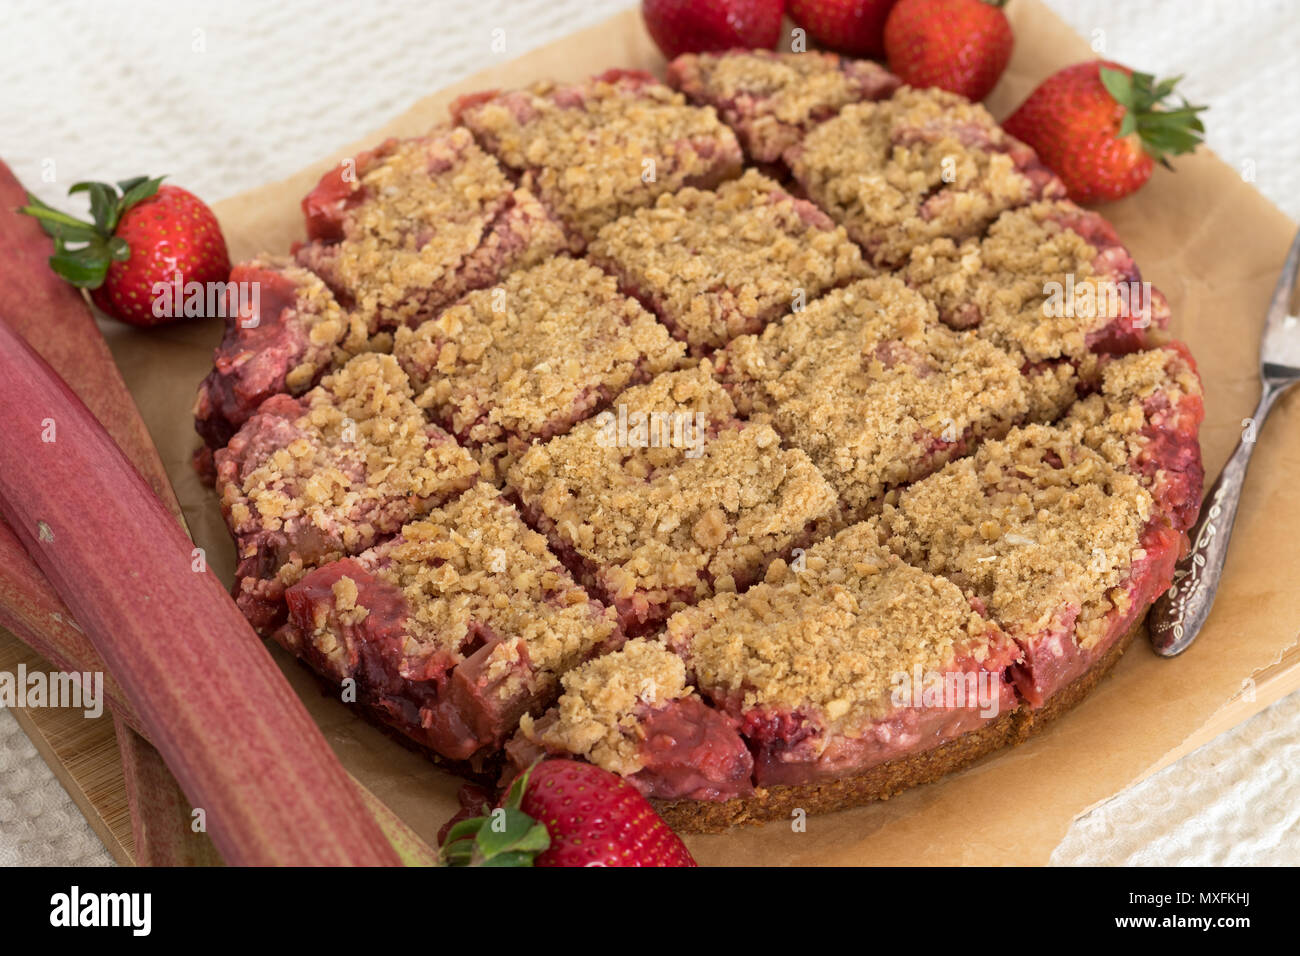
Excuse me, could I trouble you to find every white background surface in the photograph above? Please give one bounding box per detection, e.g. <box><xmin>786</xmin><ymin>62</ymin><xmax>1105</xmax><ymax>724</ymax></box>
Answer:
<box><xmin>0</xmin><ymin>0</ymin><xmax>1297</xmax><ymax>866</ymax></box>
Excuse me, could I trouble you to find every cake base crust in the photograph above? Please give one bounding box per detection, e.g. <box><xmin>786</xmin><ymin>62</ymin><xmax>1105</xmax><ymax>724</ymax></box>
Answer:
<box><xmin>654</xmin><ymin>614</ymin><xmax>1145</xmax><ymax>833</ymax></box>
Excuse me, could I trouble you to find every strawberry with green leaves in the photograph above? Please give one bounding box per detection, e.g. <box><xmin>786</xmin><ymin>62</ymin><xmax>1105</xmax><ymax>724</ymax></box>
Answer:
<box><xmin>21</xmin><ymin>177</ymin><xmax>230</xmax><ymax>327</ymax></box>
<box><xmin>441</xmin><ymin>759</ymin><xmax>697</xmax><ymax>867</ymax></box>
<box><xmin>1002</xmin><ymin>61</ymin><xmax>1206</xmax><ymax>204</ymax></box>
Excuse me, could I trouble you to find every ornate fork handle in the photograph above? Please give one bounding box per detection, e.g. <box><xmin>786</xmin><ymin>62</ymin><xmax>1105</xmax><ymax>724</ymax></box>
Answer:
<box><xmin>1149</xmin><ymin>387</ymin><xmax>1282</xmax><ymax>656</ymax></box>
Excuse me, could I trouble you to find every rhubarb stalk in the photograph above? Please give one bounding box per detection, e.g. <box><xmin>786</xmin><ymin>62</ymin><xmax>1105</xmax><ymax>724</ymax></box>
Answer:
<box><xmin>0</xmin><ymin>160</ymin><xmax>218</xmax><ymax>865</ymax></box>
<box><xmin>0</xmin><ymin>321</ymin><xmax>400</xmax><ymax>865</ymax></box>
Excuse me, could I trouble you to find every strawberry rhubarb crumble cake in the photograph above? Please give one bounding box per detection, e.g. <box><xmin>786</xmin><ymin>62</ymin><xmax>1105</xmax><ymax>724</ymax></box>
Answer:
<box><xmin>196</xmin><ymin>52</ymin><xmax>1205</xmax><ymax>832</ymax></box>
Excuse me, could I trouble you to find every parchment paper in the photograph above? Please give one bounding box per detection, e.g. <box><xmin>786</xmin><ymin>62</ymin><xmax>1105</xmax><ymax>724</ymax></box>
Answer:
<box><xmin>97</xmin><ymin>0</ymin><xmax>1300</xmax><ymax>865</ymax></box>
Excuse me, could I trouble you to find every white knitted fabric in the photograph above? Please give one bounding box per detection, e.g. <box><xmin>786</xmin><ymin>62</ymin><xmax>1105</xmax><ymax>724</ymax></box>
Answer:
<box><xmin>0</xmin><ymin>0</ymin><xmax>1296</xmax><ymax>867</ymax></box>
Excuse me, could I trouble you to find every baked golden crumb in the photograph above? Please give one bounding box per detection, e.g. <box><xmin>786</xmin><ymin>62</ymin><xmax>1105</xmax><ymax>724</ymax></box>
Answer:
<box><xmin>1061</xmin><ymin>344</ymin><xmax>1205</xmax><ymax>530</ymax></box>
<box><xmin>589</xmin><ymin>169</ymin><xmax>866</xmax><ymax>352</ymax></box>
<box><xmin>455</xmin><ymin>71</ymin><xmax>744</xmax><ymax>242</ymax></box>
<box><xmin>516</xmin><ymin>637</ymin><xmax>693</xmax><ymax>776</ymax></box>
<box><xmin>506</xmin><ymin>364</ymin><xmax>838</xmax><ymax>631</ymax></box>
<box><xmin>297</xmin><ymin>128</ymin><xmax>568</xmax><ymax>330</ymax></box>
<box><xmin>879</xmin><ymin>422</ymin><xmax>1153</xmax><ymax>652</ymax></box>
<box><xmin>716</xmin><ymin>275</ymin><xmax>1031</xmax><ymax>518</ymax></box>
<box><xmin>215</xmin><ymin>353</ymin><xmax>477</xmax><ymax>629</ymax></box>
<box><xmin>193</xmin><ymin>256</ymin><xmax>369</xmax><ymax>448</ymax></box>
<box><xmin>278</xmin><ymin>483</ymin><xmax>621</xmax><ymax>761</ymax></box>
<box><xmin>902</xmin><ymin>201</ymin><xmax>1163</xmax><ymax>362</ymax></box>
<box><xmin>785</xmin><ymin>87</ymin><xmax>1065</xmax><ymax>266</ymax></box>
<box><xmin>666</xmin><ymin>520</ymin><xmax>1010</xmax><ymax>732</ymax></box>
<box><xmin>393</xmin><ymin>256</ymin><xmax>686</xmax><ymax>478</ymax></box>
<box><xmin>667</xmin><ymin>50</ymin><xmax>900</xmax><ymax>161</ymax></box>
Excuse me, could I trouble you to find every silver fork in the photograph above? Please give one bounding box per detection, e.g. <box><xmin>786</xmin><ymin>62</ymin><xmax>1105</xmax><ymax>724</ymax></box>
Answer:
<box><xmin>1149</xmin><ymin>225</ymin><xmax>1300</xmax><ymax>656</ymax></box>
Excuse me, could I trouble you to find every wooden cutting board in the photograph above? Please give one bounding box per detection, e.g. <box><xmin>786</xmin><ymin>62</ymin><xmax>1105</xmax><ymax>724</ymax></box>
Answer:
<box><xmin>0</xmin><ymin>630</ymin><xmax>134</xmax><ymax>865</ymax></box>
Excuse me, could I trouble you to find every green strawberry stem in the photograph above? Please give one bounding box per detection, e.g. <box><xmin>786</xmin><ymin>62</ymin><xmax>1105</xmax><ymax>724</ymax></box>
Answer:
<box><xmin>19</xmin><ymin>176</ymin><xmax>166</xmax><ymax>288</ymax></box>
<box><xmin>440</xmin><ymin>761</ymin><xmax>551</xmax><ymax>867</ymax></box>
<box><xmin>1099</xmin><ymin>67</ymin><xmax>1206</xmax><ymax>168</ymax></box>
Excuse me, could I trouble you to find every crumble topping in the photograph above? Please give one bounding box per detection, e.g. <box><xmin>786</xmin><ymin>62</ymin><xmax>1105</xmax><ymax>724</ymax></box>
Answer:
<box><xmin>516</xmin><ymin>637</ymin><xmax>693</xmax><ymax>776</ymax></box>
<box><xmin>588</xmin><ymin>168</ymin><xmax>866</xmax><ymax>352</ymax></box>
<box><xmin>218</xmin><ymin>353</ymin><xmax>477</xmax><ymax>562</ymax></box>
<box><xmin>667</xmin><ymin>50</ymin><xmax>900</xmax><ymax>162</ymax></box>
<box><xmin>665</xmin><ymin>520</ymin><xmax>1008</xmax><ymax>733</ymax></box>
<box><xmin>193</xmin><ymin>257</ymin><xmax>369</xmax><ymax>447</ymax></box>
<box><xmin>343</xmin><ymin>483</ymin><xmax>620</xmax><ymax>703</ymax></box>
<box><xmin>879</xmin><ymin>423</ymin><xmax>1154</xmax><ymax>651</ymax></box>
<box><xmin>295</xmin><ymin>128</ymin><xmax>567</xmax><ymax>330</ymax></box>
<box><xmin>455</xmin><ymin>71</ymin><xmax>744</xmax><ymax>242</ymax></box>
<box><xmin>902</xmin><ymin>201</ymin><xmax>1158</xmax><ymax>362</ymax></box>
<box><xmin>716</xmin><ymin>275</ymin><xmax>1030</xmax><ymax>517</ymax></box>
<box><xmin>392</xmin><ymin>256</ymin><xmax>685</xmax><ymax>474</ymax></box>
<box><xmin>507</xmin><ymin>364</ymin><xmax>839</xmax><ymax>615</ymax></box>
<box><xmin>1061</xmin><ymin>345</ymin><xmax>1205</xmax><ymax>529</ymax></box>
<box><xmin>785</xmin><ymin>87</ymin><xmax>1064</xmax><ymax>266</ymax></box>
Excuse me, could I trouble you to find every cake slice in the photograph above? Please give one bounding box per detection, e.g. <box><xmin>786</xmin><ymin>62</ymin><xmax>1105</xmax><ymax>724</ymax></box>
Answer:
<box><xmin>393</xmin><ymin>256</ymin><xmax>686</xmax><ymax>479</ymax></box>
<box><xmin>452</xmin><ymin>70</ymin><xmax>744</xmax><ymax>244</ymax></box>
<box><xmin>714</xmin><ymin>275</ymin><xmax>1038</xmax><ymax>520</ymax></box>
<box><xmin>784</xmin><ymin>86</ymin><xmax>1065</xmax><ymax>266</ymax></box>
<box><xmin>278</xmin><ymin>484</ymin><xmax>621</xmax><ymax>765</ymax></box>
<box><xmin>215</xmin><ymin>353</ymin><xmax>477</xmax><ymax>632</ymax></box>
<box><xmin>506</xmin><ymin>364</ymin><xmax>839</xmax><ymax>635</ymax></box>
<box><xmin>588</xmin><ymin>169</ymin><xmax>866</xmax><ymax>353</ymax></box>
<box><xmin>902</xmin><ymin>200</ymin><xmax>1170</xmax><ymax>362</ymax></box>
<box><xmin>666</xmin><ymin>50</ymin><xmax>899</xmax><ymax>162</ymax></box>
<box><xmin>1061</xmin><ymin>344</ymin><xmax>1205</xmax><ymax>532</ymax></box>
<box><xmin>295</xmin><ymin>128</ymin><xmax>568</xmax><ymax>332</ymax></box>
<box><xmin>506</xmin><ymin>638</ymin><xmax>754</xmax><ymax>801</ymax></box>
<box><xmin>193</xmin><ymin>258</ymin><xmax>367</xmax><ymax>449</ymax></box>
<box><xmin>663</xmin><ymin>520</ymin><xmax>1020</xmax><ymax>787</ymax></box>
<box><xmin>879</xmin><ymin>423</ymin><xmax>1182</xmax><ymax>708</ymax></box>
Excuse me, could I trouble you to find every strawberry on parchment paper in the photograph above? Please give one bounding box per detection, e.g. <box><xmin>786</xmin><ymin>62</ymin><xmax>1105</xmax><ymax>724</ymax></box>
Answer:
<box><xmin>788</xmin><ymin>0</ymin><xmax>898</xmax><ymax>58</ymax></box>
<box><xmin>641</xmin><ymin>0</ymin><xmax>784</xmax><ymax>60</ymax></box>
<box><xmin>440</xmin><ymin>759</ymin><xmax>697</xmax><ymax>867</ymax></box>
<box><xmin>883</xmin><ymin>0</ymin><xmax>1013</xmax><ymax>102</ymax></box>
<box><xmin>1003</xmin><ymin>61</ymin><xmax>1206</xmax><ymax>204</ymax></box>
<box><xmin>21</xmin><ymin>176</ymin><xmax>230</xmax><ymax>328</ymax></box>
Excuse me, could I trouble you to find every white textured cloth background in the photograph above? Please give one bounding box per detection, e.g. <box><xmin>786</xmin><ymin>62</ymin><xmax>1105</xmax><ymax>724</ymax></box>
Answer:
<box><xmin>0</xmin><ymin>0</ymin><xmax>1297</xmax><ymax>867</ymax></box>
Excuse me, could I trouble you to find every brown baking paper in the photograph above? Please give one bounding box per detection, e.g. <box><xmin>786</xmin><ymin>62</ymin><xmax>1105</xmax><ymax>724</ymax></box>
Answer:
<box><xmin>96</xmin><ymin>0</ymin><xmax>1300</xmax><ymax>865</ymax></box>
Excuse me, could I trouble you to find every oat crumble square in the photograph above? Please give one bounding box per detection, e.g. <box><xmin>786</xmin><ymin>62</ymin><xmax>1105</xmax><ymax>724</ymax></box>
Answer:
<box><xmin>507</xmin><ymin>637</ymin><xmax>754</xmax><ymax>801</ymax></box>
<box><xmin>663</xmin><ymin>520</ymin><xmax>1020</xmax><ymax>786</ymax></box>
<box><xmin>278</xmin><ymin>483</ymin><xmax>621</xmax><ymax>763</ymax></box>
<box><xmin>392</xmin><ymin>256</ymin><xmax>686</xmax><ymax>480</ymax></box>
<box><xmin>666</xmin><ymin>50</ymin><xmax>900</xmax><ymax>163</ymax></box>
<box><xmin>588</xmin><ymin>168</ymin><xmax>867</xmax><ymax>353</ymax></box>
<box><xmin>1061</xmin><ymin>344</ymin><xmax>1205</xmax><ymax>532</ymax></box>
<box><xmin>879</xmin><ymin>423</ymin><xmax>1182</xmax><ymax>707</ymax></box>
<box><xmin>452</xmin><ymin>70</ymin><xmax>744</xmax><ymax>244</ymax></box>
<box><xmin>902</xmin><ymin>200</ymin><xmax>1171</xmax><ymax>363</ymax></box>
<box><xmin>714</xmin><ymin>274</ymin><xmax>1037</xmax><ymax>519</ymax></box>
<box><xmin>506</xmin><ymin>364</ymin><xmax>839</xmax><ymax>635</ymax></box>
<box><xmin>295</xmin><ymin>128</ymin><xmax>569</xmax><ymax>332</ymax></box>
<box><xmin>215</xmin><ymin>353</ymin><xmax>478</xmax><ymax>633</ymax></box>
<box><xmin>193</xmin><ymin>258</ymin><xmax>368</xmax><ymax>449</ymax></box>
<box><xmin>784</xmin><ymin>86</ymin><xmax>1066</xmax><ymax>267</ymax></box>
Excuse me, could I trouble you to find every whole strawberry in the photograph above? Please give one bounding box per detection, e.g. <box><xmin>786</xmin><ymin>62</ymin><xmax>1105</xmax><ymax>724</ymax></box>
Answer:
<box><xmin>884</xmin><ymin>0</ymin><xmax>1013</xmax><ymax>101</ymax></box>
<box><xmin>21</xmin><ymin>177</ymin><xmax>230</xmax><ymax>327</ymax></box>
<box><xmin>440</xmin><ymin>759</ymin><xmax>697</xmax><ymax>867</ymax></box>
<box><xmin>642</xmin><ymin>0</ymin><xmax>784</xmax><ymax>60</ymax></box>
<box><xmin>788</xmin><ymin>0</ymin><xmax>898</xmax><ymax>58</ymax></box>
<box><xmin>1003</xmin><ymin>61</ymin><xmax>1206</xmax><ymax>204</ymax></box>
